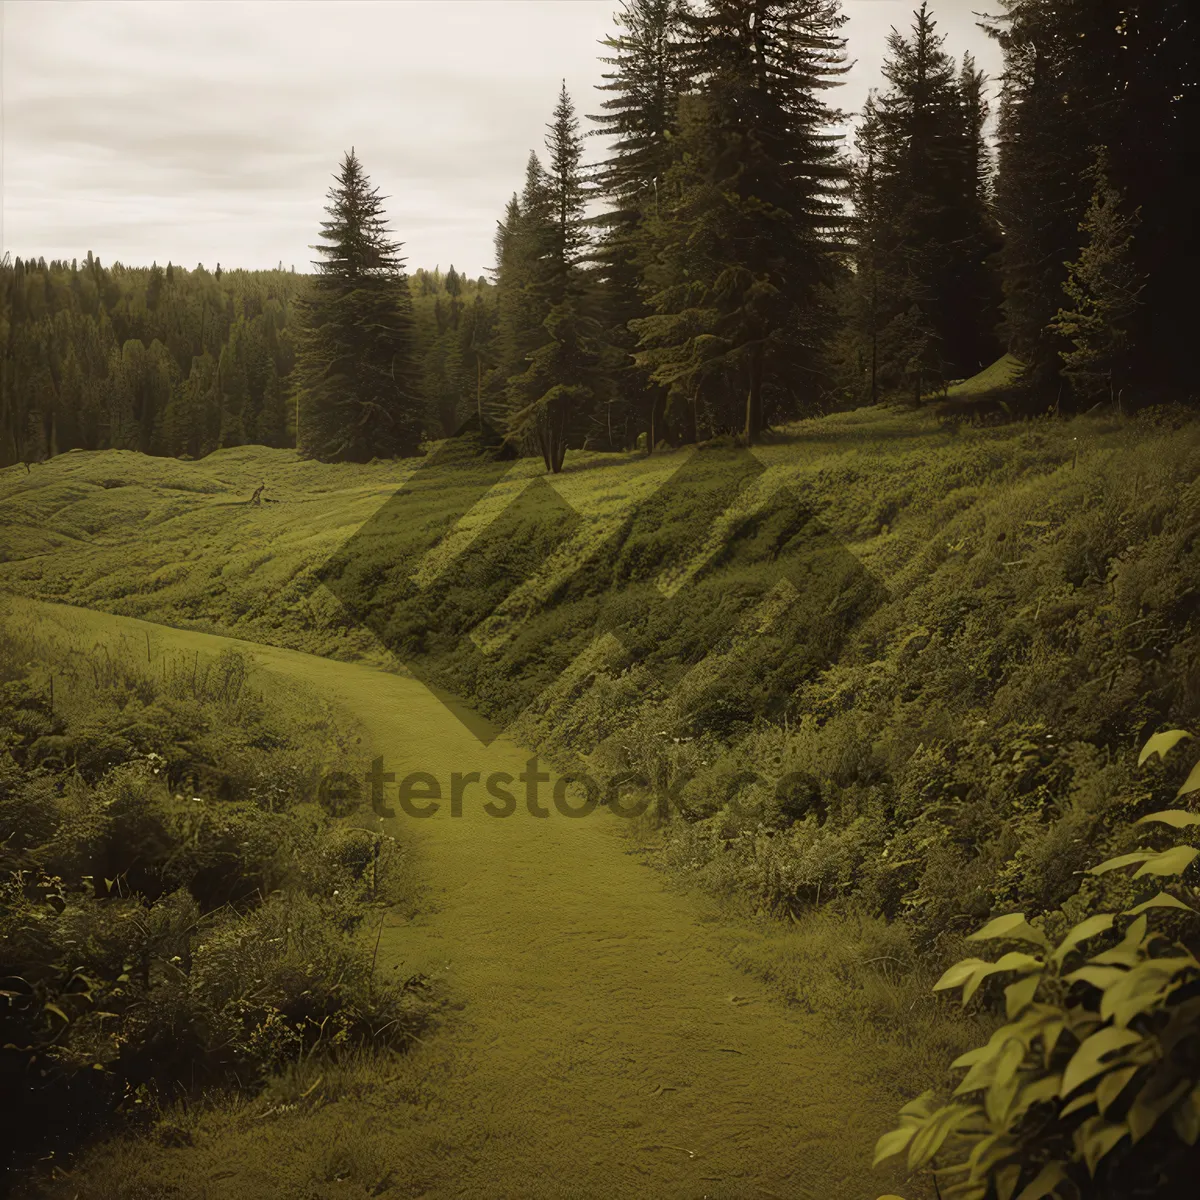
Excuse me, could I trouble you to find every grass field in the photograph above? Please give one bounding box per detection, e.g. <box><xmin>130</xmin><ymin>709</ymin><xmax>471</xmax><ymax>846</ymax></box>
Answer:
<box><xmin>3</xmin><ymin>389</ymin><xmax>1199</xmax><ymax>1197</ymax></box>
<box><xmin>3</xmin><ymin>598</ymin><xmax>938</xmax><ymax>1200</ymax></box>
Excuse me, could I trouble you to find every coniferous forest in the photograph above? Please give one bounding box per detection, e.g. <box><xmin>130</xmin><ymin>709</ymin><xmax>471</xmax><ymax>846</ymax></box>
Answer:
<box><xmin>3</xmin><ymin>0</ymin><xmax>1195</xmax><ymax>468</ymax></box>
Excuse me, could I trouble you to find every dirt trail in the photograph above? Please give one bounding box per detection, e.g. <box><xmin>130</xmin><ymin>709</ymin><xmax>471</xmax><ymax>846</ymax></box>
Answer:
<box><xmin>23</xmin><ymin>603</ymin><xmax>917</xmax><ymax>1200</ymax></box>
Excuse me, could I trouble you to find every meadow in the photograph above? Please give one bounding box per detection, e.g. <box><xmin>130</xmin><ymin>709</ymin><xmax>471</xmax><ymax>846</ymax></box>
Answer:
<box><xmin>2</xmin><ymin>389</ymin><xmax>1199</xmax><ymax>1196</ymax></box>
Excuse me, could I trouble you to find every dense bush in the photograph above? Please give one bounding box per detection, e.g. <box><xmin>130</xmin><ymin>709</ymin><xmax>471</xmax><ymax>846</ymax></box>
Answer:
<box><xmin>0</xmin><ymin>613</ymin><xmax>426</xmax><ymax>1182</ymax></box>
<box><xmin>875</xmin><ymin>730</ymin><xmax>1200</xmax><ymax>1200</ymax></box>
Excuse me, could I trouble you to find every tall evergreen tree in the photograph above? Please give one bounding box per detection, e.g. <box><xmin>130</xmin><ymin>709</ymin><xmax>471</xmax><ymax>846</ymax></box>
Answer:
<box><xmin>291</xmin><ymin>149</ymin><xmax>420</xmax><ymax>460</ymax></box>
<box><xmin>632</xmin><ymin>0</ymin><xmax>851</xmax><ymax>444</ymax></box>
<box><xmin>589</xmin><ymin>0</ymin><xmax>692</xmax><ymax>448</ymax></box>
<box><xmin>843</xmin><ymin>4</ymin><xmax>1000</xmax><ymax>404</ymax></box>
<box><xmin>505</xmin><ymin>87</ymin><xmax>605</xmax><ymax>471</ymax></box>
<box><xmin>1049</xmin><ymin>148</ymin><xmax>1146</xmax><ymax>407</ymax></box>
<box><xmin>987</xmin><ymin>0</ymin><xmax>1197</xmax><ymax>404</ymax></box>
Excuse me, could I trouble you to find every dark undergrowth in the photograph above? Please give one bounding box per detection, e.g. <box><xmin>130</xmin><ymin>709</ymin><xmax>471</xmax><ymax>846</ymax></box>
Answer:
<box><xmin>0</xmin><ymin>604</ymin><xmax>430</xmax><ymax>1197</ymax></box>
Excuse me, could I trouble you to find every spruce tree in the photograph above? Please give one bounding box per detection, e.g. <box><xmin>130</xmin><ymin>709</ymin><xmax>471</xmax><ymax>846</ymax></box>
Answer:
<box><xmin>505</xmin><ymin>87</ymin><xmax>603</xmax><ymax>471</ymax></box>
<box><xmin>589</xmin><ymin>0</ymin><xmax>692</xmax><ymax>448</ymax></box>
<box><xmin>631</xmin><ymin>0</ymin><xmax>851</xmax><ymax>445</ymax></box>
<box><xmin>1049</xmin><ymin>148</ymin><xmax>1146</xmax><ymax>407</ymax></box>
<box><xmin>984</xmin><ymin>1</ymin><xmax>1124</xmax><ymax>403</ymax></box>
<box><xmin>291</xmin><ymin>149</ymin><xmax>420</xmax><ymax>460</ymax></box>
<box><xmin>842</xmin><ymin>4</ymin><xmax>1002</xmax><ymax>403</ymax></box>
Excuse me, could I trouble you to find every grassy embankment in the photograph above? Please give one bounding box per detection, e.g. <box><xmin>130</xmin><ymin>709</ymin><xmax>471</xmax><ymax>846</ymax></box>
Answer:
<box><xmin>2</xmin><ymin>376</ymin><xmax>1198</xmax><ymax>1118</ymax></box>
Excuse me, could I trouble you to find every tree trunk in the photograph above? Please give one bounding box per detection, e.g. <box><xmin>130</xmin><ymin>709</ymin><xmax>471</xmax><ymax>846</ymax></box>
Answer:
<box><xmin>743</xmin><ymin>347</ymin><xmax>763</xmax><ymax>446</ymax></box>
<box><xmin>649</xmin><ymin>389</ymin><xmax>666</xmax><ymax>453</ymax></box>
<box><xmin>549</xmin><ymin>405</ymin><xmax>568</xmax><ymax>474</ymax></box>
<box><xmin>870</xmin><ymin>272</ymin><xmax>879</xmax><ymax>406</ymax></box>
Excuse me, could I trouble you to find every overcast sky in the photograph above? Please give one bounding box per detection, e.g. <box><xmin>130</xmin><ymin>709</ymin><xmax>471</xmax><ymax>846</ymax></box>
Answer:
<box><xmin>0</xmin><ymin>0</ymin><xmax>1002</xmax><ymax>278</ymax></box>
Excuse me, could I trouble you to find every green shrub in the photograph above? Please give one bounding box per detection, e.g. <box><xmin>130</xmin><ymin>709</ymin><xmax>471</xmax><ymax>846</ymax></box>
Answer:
<box><xmin>0</xmin><ymin>612</ymin><xmax>425</xmax><ymax>1183</ymax></box>
<box><xmin>874</xmin><ymin>730</ymin><xmax>1200</xmax><ymax>1200</ymax></box>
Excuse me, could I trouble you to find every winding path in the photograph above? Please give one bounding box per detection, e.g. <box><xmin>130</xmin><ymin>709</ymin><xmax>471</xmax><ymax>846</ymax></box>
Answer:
<box><xmin>27</xmin><ymin>602</ymin><xmax>917</xmax><ymax>1200</ymax></box>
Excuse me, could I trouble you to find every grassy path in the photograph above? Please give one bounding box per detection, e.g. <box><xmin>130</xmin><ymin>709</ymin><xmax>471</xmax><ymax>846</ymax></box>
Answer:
<box><xmin>20</xmin><ymin>601</ymin><xmax>918</xmax><ymax>1200</ymax></box>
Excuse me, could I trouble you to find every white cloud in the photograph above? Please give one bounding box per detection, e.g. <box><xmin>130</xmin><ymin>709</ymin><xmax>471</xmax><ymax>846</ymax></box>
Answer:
<box><xmin>1</xmin><ymin>0</ymin><xmax>1003</xmax><ymax>276</ymax></box>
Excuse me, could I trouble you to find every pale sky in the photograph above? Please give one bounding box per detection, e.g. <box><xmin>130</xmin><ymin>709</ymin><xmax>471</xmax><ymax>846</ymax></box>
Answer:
<box><xmin>0</xmin><ymin>0</ymin><xmax>1002</xmax><ymax>277</ymax></box>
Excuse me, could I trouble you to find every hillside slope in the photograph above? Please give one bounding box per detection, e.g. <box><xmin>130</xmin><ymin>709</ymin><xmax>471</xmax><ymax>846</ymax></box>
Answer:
<box><xmin>3</xmin><ymin>402</ymin><xmax>1198</xmax><ymax>979</ymax></box>
<box><xmin>10</xmin><ymin>600</ymin><xmax>922</xmax><ymax>1200</ymax></box>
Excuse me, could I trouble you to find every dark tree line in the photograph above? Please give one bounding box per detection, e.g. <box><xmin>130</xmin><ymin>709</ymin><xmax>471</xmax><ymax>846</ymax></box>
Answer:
<box><xmin>839</xmin><ymin>6</ymin><xmax>1003</xmax><ymax>404</ymax></box>
<box><xmin>3</xmin><ymin>1</ymin><xmax>1196</xmax><ymax>468</ymax></box>
<box><xmin>0</xmin><ymin>254</ymin><xmax>300</xmax><ymax>465</ymax></box>
<box><xmin>984</xmin><ymin>0</ymin><xmax>1198</xmax><ymax>408</ymax></box>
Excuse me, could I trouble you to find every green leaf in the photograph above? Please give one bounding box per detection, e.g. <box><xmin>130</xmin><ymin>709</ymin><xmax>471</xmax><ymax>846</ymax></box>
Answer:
<box><xmin>872</xmin><ymin>1124</ymin><xmax>917</xmax><ymax>1167</ymax></box>
<box><xmin>1135</xmin><ymin>809</ymin><xmax>1200</xmax><ymax>828</ymax></box>
<box><xmin>43</xmin><ymin>1002</ymin><xmax>69</xmax><ymax>1023</ymax></box>
<box><xmin>965</xmin><ymin>1131</ymin><xmax>1017</xmax><ymax>1184</ymax></box>
<box><xmin>1132</xmin><ymin>844</ymin><xmax>1199</xmax><ymax>878</ymax></box>
<box><xmin>955</xmin><ymin>1039</ymin><xmax>1009</xmax><ymax>1096</ymax></box>
<box><xmin>897</xmin><ymin>1089</ymin><xmax>937</xmax><ymax>1120</ymax></box>
<box><xmin>1129</xmin><ymin>1075</ymin><xmax>1191</xmax><ymax>1144</ymax></box>
<box><xmin>962</xmin><ymin>962</ymin><xmax>998</xmax><ymax>1006</ymax></box>
<box><xmin>1091</xmin><ymin>914</ymin><xmax>1148</xmax><ymax>967</ymax></box>
<box><xmin>1100</xmin><ymin>958</ymin><xmax>1193</xmax><ymax>1026</ymax></box>
<box><xmin>986</xmin><ymin>1039</ymin><xmax>1028</xmax><ymax>1127</ymax></box>
<box><xmin>1011</xmin><ymin>1074</ymin><xmax>1063</xmax><ymax>1124</ymax></box>
<box><xmin>1177</xmin><ymin>759</ymin><xmax>1200</xmax><ymax>798</ymax></box>
<box><xmin>1124</xmin><ymin>891</ymin><xmax>1199</xmax><ymax>916</ymax></box>
<box><xmin>1170</xmin><ymin>1082</ymin><xmax>1200</xmax><ymax>1145</ymax></box>
<box><xmin>1060</xmin><ymin>1089</ymin><xmax>1098</xmax><ymax>1118</ymax></box>
<box><xmin>954</xmin><ymin>1013</ymin><xmax>1058</xmax><ymax>1096</ymax></box>
<box><xmin>1063</xmin><ymin>964</ymin><xmax>1127</xmax><ymax>990</ymax></box>
<box><xmin>950</xmin><ymin>1045</ymin><xmax>989</xmax><ymax>1071</ymax></box>
<box><xmin>907</xmin><ymin>1103</ymin><xmax>979</xmax><ymax>1170</ymax></box>
<box><xmin>1075</xmin><ymin>1115</ymin><xmax>1128</xmax><ymax>1175</ymax></box>
<box><xmin>1138</xmin><ymin>730</ymin><xmax>1192</xmax><ymax>766</ymax></box>
<box><xmin>1052</xmin><ymin>913</ymin><xmax>1115</xmax><ymax>966</ymax></box>
<box><xmin>1088</xmin><ymin>851</ymin><xmax>1154</xmax><ymax>875</ymax></box>
<box><xmin>960</xmin><ymin>952</ymin><xmax>1044</xmax><ymax>1006</ymax></box>
<box><xmin>1042</xmin><ymin>1019</ymin><xmax>1066</xmax><ymax>1068</ymax></box>
<box><xmin>1013</xmin><ymin>1160</ymin><xmax>1068</xmax><ymax>1200</ymax></box>
<box><xmin>1096</xmin><ymin>1063</ymin><xmax>1140</xmax><ymax>1115</ymax></box>
<box><xmin>1005</xmin><ymin>974</ymin><xmax>1041</xmax><ymax>1020</ymax></box>
<box><xmin>995</xmin><ymin>1161</ymin><xmax>1023</xmax><ymax>1200</ymax></box>
<box><xmin>935</xmin><ymin>958</ymin><xmax>991</xmax><ymax>992</ymax></box>
<box><xmin>968</xmin><ymin>913</ymin><xmax>1049</xmax><ymax>949</ymax></box>
<box><xmin>1061</xmin><ymin>1026</ymin><xmax>1143</xmax><ymax>1097</ymax></box>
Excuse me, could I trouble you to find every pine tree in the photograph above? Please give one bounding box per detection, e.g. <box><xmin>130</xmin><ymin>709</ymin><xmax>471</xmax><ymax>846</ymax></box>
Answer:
<box><xmin>949</xmin><ymin>53</ymin><xmax>1004</xmax><ymax>375</ymax></box>
<box><xmin>1049</xmin><ymin>148</ymin><xmax>1146</xmax><ymax>407</ymax></box>
<box><xmin>632</xmin><ymin>0</ymin><xmax>851</xmax><ymax>444</ymax></box>
<box><xmin>462</xmin><ymin>292</ymin><xmax>496</xmax><ymax>427</ymax></box>
<box><xmin>496</xmin><ymin>156</ymin><xmax>556</xmax><ymax>418</ymax></box>
<box><xmin>544</xmin><ymin>82</ymin><xmax>590</xmax><ymax>298</ymax></box>
<box><xmin>444</xmin><ymin>265</ymin><xmax>463</xmax><ymax>329</ymax></box>
<box><xmin>255</xmin><ymin>360</ymin><xmax>289</xmax><ymax>447</ymax></box>
<box><xmin>843</xmin><ymin>90</ymin><xmax>885</xmax><ymax>405</ymax></box>
<box><xmin>291</xmin><ymin>149</ymin><xmax>420</xmax><ymax>460</ymax></box>
<box><xmin>589</xmin><ymin>0</ymin><xmax>692</xmax><ymax>448</ymax></box>
<box><xmin>504</xmin><ymin>87</ymin><xmax>602</xmax><ymax>471</ymax></box>
<box><xmin>984</xmin><ymin>1</ymin><xmax>1124</xmax><ymax>402</ymax></box>
<box><xmin>842</xmin><ymin>4</ymin><xmax>1002</xmax><ymax>403</ymax></box>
